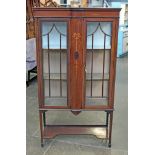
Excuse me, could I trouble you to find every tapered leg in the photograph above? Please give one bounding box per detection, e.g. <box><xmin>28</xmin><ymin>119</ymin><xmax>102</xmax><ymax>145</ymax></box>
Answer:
<box><xmin>106</xmin><ymin>112</ymin><xmax>109</xmax><ymax>127</ymax></box>
<box><xmin>106</xmin><ymin>112</ymin><xmax>109</xmax><ymax>142</ymax></box>
<box><xmin>108</xmin><ymin>112</ymin><xmax>113</xmax><ymax>147</ymax></box>
<box><xmin>39</xmin><ymin>111</ymin><xmax>44</xmax><ymax>147</ymax></box>
<box><xmin>43</xmin><ymin>111</ymin><xmax>46</xmax><ymax>127</ymax></box>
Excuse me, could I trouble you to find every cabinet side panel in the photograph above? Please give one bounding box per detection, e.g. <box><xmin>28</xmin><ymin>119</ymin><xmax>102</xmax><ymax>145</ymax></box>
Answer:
<box><xmin>35</xmin><ymin>18</ymin><xmax>44</xmax><ymax>107</ymax></box>
<box><xmin>109</xmin><ymin>18</ymin><xmax>119</xmax><ymax>108</ymax></box>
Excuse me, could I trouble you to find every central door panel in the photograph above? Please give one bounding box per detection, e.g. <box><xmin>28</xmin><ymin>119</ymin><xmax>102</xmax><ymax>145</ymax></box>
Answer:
<box><xmin>68</xmin><ymin>18</ymin><xmax>84</xmax><ymax>109</ymax></box>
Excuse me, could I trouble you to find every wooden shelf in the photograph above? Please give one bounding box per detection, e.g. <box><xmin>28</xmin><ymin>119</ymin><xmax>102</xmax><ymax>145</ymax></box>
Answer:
<box><xmin>86</xmin><ymin>48</ymin><xmax>111</xmax><ymax>52</ymax></box>
<box><xmin>44</xmin><ymin>97</ymin><xmax>67</xmax><ymax>106</ymax></box>
<box><xmin>86</xmin><ymin>97</ymin><xmax>108</xmax><ymax>106</ymax></box>
<box><xmin>43</xmin><ymin>125</ymin><xmax>107</xmax><ymax>139</ymax></box>
<box><xmin>86</xmin><ymin>73</ymin><xmax>109</xmax><ymax>80</ymax></box>
<box><xmin>42</xmin><ymin>49</ymin><xmax>111</xmax><ymax>52</ymax></box>
<box><xmin>42</xmin><ymin>49</ymin><xmax>67</xmax><ymax>52</ymax></box>
<box><xmin>43</xmin><ymin>73</ymin><xmax>109</xmax><ymax>81</ymax></box>
<box><xmin>43</xmin><ymin>73</ymin><xmax>67</xmax><ymax>80</ymax></box>
<box><xmin>44</xmin><ymin>97</ymin><xmax>108</xmax><ymax>106</ymax></box>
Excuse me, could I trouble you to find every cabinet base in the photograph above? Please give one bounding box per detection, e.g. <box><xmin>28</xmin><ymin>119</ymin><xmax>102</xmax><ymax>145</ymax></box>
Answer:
<box><xmin>39</xmin><ymin>111</ymin><xmax>113</xmax><ymax>147</ymax></box>
<box><xmin>43</xmin><ymin>125</ymin><xmax>108</xmax><ymax>139</ymax></box>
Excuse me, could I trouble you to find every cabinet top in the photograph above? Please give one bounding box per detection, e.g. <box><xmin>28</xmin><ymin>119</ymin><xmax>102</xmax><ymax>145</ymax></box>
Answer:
<box><xmin>33</xmin><ymin>7</ymin><xmax>121</xmax><ymax>11</ymax></box>
<box><xmin>33</xmin><ymin>7</ymin><xmax>121</xmax><ymax>18</ymax></box>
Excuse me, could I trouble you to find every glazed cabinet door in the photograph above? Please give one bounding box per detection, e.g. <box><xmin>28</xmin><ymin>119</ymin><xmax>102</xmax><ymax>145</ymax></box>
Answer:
<box><xmin>37</xmin><ymin>17</ymin><xmax>117</xmax><ymax>110</ymax></box>
<box><xmin>84</xmin><ymin>19</ymin><xmax>116</xmax><ymax>109</ymax></box>
<box><xmin>39</xmin><ymin>19</ymin><xmax>69</xmax><ymax>108</ymax></box>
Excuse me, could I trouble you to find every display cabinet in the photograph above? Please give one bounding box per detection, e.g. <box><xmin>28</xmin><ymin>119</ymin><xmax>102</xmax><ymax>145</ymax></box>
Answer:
<box><xmin>33</xmin><ymin>6</ymin><xmax>120</xmax><ymax>147</ymax></box>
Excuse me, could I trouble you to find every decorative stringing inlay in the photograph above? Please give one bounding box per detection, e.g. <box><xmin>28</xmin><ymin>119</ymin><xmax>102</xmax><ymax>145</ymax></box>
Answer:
<box><xmin>72</xmin><ymin>33</ymin><xmax>81</xmax><ymax>40</ymax></box>
<box><xmin>72</xmin><ymin>33</ymin><xmax>81</xmax><ymax>78</ymax></box>
<box><xmin>72</xmin><ymin>33</ymin><xmax>81</xmax><ymax>52</ymax></box>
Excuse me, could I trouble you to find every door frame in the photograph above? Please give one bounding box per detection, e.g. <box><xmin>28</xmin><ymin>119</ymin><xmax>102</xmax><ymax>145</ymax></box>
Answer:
<box><xmin>83</xmin><ymin>17</ymin><xmax>118</xmax><ymax>110</ymax></box>
<box><xmin>37</xmin><ymin>18</ymin><xmax>70</xmax><ymax>109</ymax></box>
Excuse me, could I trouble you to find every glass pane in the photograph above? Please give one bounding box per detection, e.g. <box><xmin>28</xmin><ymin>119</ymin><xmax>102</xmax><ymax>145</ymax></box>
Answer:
<box><xmin>85</xmin><ymin>22</ymin><xmax>112</xmax><ymax>106</ymax></box>
<box><xmin>87</xmin><ymin>22</ymin><xmax>111</xmax><ymax>49</ymax></box>
<box><xmin>42</xmin><ymin>22</ymin><xmax>67</xmax><ymax>49</ymax></box>
<box><xmin>42</xmin><ymin>21</ymin><xmax>67</xmax><ymax>106</ymax></box>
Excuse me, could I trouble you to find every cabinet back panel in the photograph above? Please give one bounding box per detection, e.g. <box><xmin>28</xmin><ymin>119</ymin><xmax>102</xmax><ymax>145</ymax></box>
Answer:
<box><xmin>86</xmin><ymin>50</ymin><xmax>110</xmax><ymax>74</ymax></box>
<box><xmin>43</xmin><ymin>51</ymin><xmax>67</xmax><ymax>74</ymax></box>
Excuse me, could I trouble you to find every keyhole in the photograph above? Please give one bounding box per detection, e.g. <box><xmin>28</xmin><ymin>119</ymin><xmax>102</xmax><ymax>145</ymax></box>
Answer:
<box><xmin>74</xmin><ymin>51</ymin><xmax>79</xmax><ymax>60</ymax></box>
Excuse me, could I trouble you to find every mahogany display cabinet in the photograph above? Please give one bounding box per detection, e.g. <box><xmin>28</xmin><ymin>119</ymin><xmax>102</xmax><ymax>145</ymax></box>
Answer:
<box><xmin>33</xmin><ymin>7</ymin><xmax>121</xmax><ymax>147</ymax></box>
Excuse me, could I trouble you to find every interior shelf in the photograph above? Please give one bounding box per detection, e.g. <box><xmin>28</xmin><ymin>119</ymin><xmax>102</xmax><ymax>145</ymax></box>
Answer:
<box><xmin>43</xmin><ymin>73</ymin><xmax>67</xmax><ymax>80</ymax></box>
<box><xmin>44</xmin><ymin>97</ymin><xmax>67</xmax><ymax>106</ymax></box>
<box><xmin>86</xmin><ymin>73</ymin><xmax>109</xmax><ymax>80</ymax></box>
<box><xmin>42</xmin><ymin>49</ymin><xmax>67</xmax><ymax>52</ymax></box>
<box><xmin>86</xmin><ymin>49</ymin><xmax>111</xmax><ymax>51</ymax></box>
<box><xmin>44</xmin><ymin>97</ymin><xmax>108</xmax><ymax>106</ymax></box>
<box><xmin>43</xmin><ymin>73</ymin><xmax>109</xmax><ymax>80</ymax></box>
<box><xmin>42</xmin><ymin>49</ymin><xmax>111</xmax><ymax>52</ymax></box>
<box><xmin>86</xmin><ymin>97</ymin><xmax>108</xmax><ymax>106</ymax></box>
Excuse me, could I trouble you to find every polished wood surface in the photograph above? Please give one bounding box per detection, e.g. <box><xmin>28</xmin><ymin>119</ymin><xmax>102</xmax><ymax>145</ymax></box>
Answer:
<box><xmin>43</xmin><ymin>125</ymin><xmax>107</xmax><ymax>139</ymax></box>
<box><xmin>69</xmin><ymin>18</ymin><xmax>84</xmax><ymax>110</ymax></box>
<box><xmin>34</xmin><ymin>8</ymin><xmax>120</xmax><ymax>110</ymax></box>
<box><xmin>33</xmin><ymin>8</ymin><xmax>121</xmax><ymax>18</ymax></box>
<box><xmin>33</xmin><ymin>7</ymin><xmax>120</xmax><ymax>147</ymax></box>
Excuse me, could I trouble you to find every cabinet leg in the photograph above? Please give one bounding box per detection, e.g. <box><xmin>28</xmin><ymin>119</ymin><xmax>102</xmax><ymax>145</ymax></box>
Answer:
<box><xmin>106</xmin><ymin>112</ymin><xmax>109</xmax><ymax>127</ymax></box>
<box><xmin>108</xmin><ymin>112</ymin><xmax>113</xmax><ymax>148</ymax></box>
<box><xmin>106</xmin><ymin>112</ymin><xmax>109</xmax><ymax>141</ymax></box>
<box><xmin>108</xmin><ymin>143</ymin><xmax>111</xmax><ymax>148</ymax></box>
<box><xmin>39</xmin><ymin>111</ymin><xmax>44</xmax><ymax>147</ymax></box>
<box><xmin>43</xmin><ymin>111</ymin><xmax>46</xmax><ymax>127</ymax></box>
<box><xmin>41</xmin><ymin>142</ymin><xmax>44</xmax><ymax>147</ymax></box>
